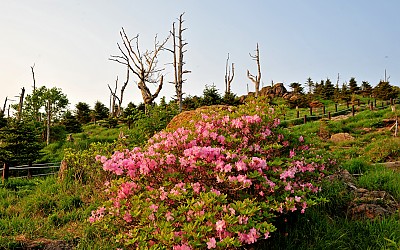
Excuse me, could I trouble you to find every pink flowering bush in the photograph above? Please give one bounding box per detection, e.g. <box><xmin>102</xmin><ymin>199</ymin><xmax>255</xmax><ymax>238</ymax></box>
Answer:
<box><xmin>90</xmin><ymin>99</ymin><xmax>335</xmax><ymax>249</ymax></box>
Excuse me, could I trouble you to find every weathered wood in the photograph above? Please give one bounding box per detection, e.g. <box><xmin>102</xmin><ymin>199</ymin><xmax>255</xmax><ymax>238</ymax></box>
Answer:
<box><xmin>2</xmin><ymin>163</ymin><xmax>9</xmax><ymax>180</ymax></box>
<box><xmin>225</xmin><ymin>53</ymin><xmax>234</xmax><ymax>95</ymax></box>
<box><xmin>247</xmin><ymin>43</ymin><xmax>261</xmax><ymax>97</ymax></box>
<box><xmin>110</xmin><ymin>28</ymin><xmax>170</xmax><ymax>112</ymax></box>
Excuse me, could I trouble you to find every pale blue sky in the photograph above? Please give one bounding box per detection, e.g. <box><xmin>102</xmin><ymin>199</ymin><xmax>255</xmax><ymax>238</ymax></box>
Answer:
<box><xmin>0</xmin><ymin>0</ymin><xmax>399</xmax><ymax>109</ymax></box>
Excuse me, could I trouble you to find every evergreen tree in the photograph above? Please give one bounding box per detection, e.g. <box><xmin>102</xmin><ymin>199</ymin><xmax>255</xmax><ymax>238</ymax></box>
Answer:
<box><xmin>0</xmin><ymin>120</ymin><xmax>43</xmax><ymax>167</ymax></box>
<box><xmin>361</xmin><ymin>81</ymin><xmax>372</xmax><ymax>97</ymax></box>
<box><xmin>289</xmin><ymin>82</ymin><xmax>304</xmax><ymax>94</ymax></box>
<box><xmin>61</xmin><ymin>111</ymin><xmax>82</xmax><ymax>133</ymax></box>
<box><xmin>306</xmin><ymin>77</ymin><xmax>314</xmax><ymax>95</ymax></box>
<box><xmin>92</xmin><ymin>101</ymin><xmax>109</xmax><ymax>121</ymax></box>
<box><xmin>349</xmin><ymin>77</ymin><xmax>359</xmax><ymax>94</ymax></box>
<box><xmin>0</xmin><ymin>112</ymin><xmax>6</xmax><ymax>128</ymax></box>
<box><xmin>341</xmin><ymin>82</ymin><xmax>351</xmax><ymax>101</ymax></box>
<box><xmin>200</xmin><ymin>84</ymin><xmax>222</xmax><ymax>106</ymax></box>
<box><xmin>75</xmin><ymin>102</ymin><xmax>91</xmax><ymax>124</ymax></box>
<box><xmin>333</xmin><ymin>83</ymin><xmax>341</xmax><ymax>101</ymax></box>
<box><xmin>372</xmin><ymin>81</ymin><xmax>397</xmax><ymax>100</ymax></box>
<box><xmin>314</xmin><ymin>80</ymin><xmax>324</xmax><ymax>98</ymax></box>
<box><xmin>322</xmin><ymin>78</ymin><xmax>335</xmax><ymax>99</ymax></box>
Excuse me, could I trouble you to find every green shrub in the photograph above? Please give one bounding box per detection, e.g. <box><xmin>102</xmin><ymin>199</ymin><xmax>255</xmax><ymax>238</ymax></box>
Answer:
<box><xmin>88</xmin><ymin>98</ymin><xmax>336</xmax><ymax>249</ymax></box>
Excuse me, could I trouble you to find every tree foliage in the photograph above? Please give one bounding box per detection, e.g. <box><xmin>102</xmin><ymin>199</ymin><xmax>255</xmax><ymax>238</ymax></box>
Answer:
<box><xmin>75</xmin><ymin>102</ymin><xmax>91</xmax><ymax>124</ymax></box>
<box><xmin>0</xmin><ymin>120</ymin><xmax>43</xmax><ymax>166</ymax></box>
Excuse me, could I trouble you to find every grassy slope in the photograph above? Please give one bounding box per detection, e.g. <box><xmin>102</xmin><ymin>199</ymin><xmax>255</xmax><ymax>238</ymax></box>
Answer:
<box><xmin>1</xmin><ymin>103</ymin><xmax>400</xmax><ymax>249</ymax></box>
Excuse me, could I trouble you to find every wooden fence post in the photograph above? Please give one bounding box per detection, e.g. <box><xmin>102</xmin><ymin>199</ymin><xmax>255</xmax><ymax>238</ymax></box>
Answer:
<box><xmin>352</xmin><ymin>105</ymin><xmax>355</xmax><ymax>116</ymax></box>
<box><xmin>323</xmin><ymin>106</ymin><xmax>326</xmax><ymax>115</ymax></box>
<box><xmin>374</xmin><ymin>99</ymin><xmax>377</xmax><ymax>107</ymax></box>
<box><xmin>296</xmin><ymin>110</ymin><xmax>299</xmax><ymax>118</ymax></box>
<box><xmin>304</xmin><ymin>115</ymin><xmax>307</xmax><ymax>124</ymax></box>
<box><xmin>328</xmin><ymin>112</ymin><xmax>331</xmax><ymax>120</ymax></box>
<box><xmin>28</xmin><ymin>161</ymin><xmax>32</xmax><ymax>178</ymax></box>
<box><xmin>346</xmin><ymin>101</ymin><xmax>349</xmax><ymax>108</ymax></box>
<box><xmin>357</xmin><ymin>99</ymin><xmax>360</xmax><ymax>106</ymax></box>
<box><xmin>335</xmin><ymin>103</ymin><xmax>338</xmax><ymax>112</ymax></box>
<box><xmin>2</xmin><ymin>163</ymin><xmax>9</xmax><ymax>181</ymax></box>
<box><xmin>309</xmin><ymin>107</ymin><xmax>313</xmax><ymax>116</ymax></box>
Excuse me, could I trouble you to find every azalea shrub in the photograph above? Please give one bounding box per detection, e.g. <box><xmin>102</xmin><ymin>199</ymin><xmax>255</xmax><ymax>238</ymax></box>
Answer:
<box><xmin>90</xmin><ymin>99</ymin><xmax>336</xmax><ymax>249</ymax></box>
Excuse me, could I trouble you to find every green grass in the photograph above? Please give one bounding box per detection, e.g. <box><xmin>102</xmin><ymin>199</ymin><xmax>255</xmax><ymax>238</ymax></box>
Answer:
<box><xmin>1</xmin><ymin>97</ymin><xmax>400</xmax><ymax>249</ymax></box>
<box><xmin>259</xmin><ymin>179</ymin><xmax>400</xmax><ymax>250</ymax></box>
<box><xmin>357</xmin><ymin>164</ymin><xmax>400</xmax><ymax>200</ymax></box>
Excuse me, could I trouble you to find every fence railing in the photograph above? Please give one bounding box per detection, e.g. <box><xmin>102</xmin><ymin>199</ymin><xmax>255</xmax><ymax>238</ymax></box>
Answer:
<box><xmin>280</xmin><ymin>98</ymin><xmax>399</xmax><ymax>127</ymax></box>
<box><xmin>1</xmin><ymin>162</ymin><xmax>61</xmax><ymax>180</ymax></box>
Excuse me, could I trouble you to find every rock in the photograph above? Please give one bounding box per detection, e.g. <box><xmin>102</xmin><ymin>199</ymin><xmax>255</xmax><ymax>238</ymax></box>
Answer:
<box><xmin>309</xmin><ymin>100</ymin><xmax>324</xmax><ymax>108</ymax></box>
<box><xmin>328</xmin><ymin>169</ymin><xmax>399</xmax><ymax>220</ymax></box>
<box><xmin>166</xmin><ymin>105</ymin><xmax>233</xmax><ymax>131</ymax></box>
<box><xmin>330</xmin><ymin>133</ymin><xmax>354</xmax><ymax>143</ymax></box>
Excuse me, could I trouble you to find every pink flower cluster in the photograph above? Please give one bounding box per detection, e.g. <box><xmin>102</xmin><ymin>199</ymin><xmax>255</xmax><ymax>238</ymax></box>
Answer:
<box><xmin>91</xmin><ymin>109</ymin><xmax>333</xmax><ymax>249</ymax></box>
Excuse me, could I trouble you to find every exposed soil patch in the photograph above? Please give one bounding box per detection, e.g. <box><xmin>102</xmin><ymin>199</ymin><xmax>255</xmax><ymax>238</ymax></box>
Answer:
<box><xmin>11</xmin><ymin>236</ymin><xmax>78</xmax><ymax>250</ymax></box>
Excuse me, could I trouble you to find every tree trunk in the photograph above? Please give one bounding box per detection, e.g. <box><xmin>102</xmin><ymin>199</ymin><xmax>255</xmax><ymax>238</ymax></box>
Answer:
<box><xmin>46</xmin><ymin>101</ymin><xmax>51</xmax><ymax>145</ymax></box>
<box><xmin>17</xmin><ymin>87</ymin><xmax>25</xmax><ymax>121</ymax></box>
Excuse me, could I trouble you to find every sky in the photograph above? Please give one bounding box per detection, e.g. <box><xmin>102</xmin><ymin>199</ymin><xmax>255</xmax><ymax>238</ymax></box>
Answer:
<box><xmin>0</xmin><ymin>0</ymin><xmax>399</xmax><ymax>112</ymax></box>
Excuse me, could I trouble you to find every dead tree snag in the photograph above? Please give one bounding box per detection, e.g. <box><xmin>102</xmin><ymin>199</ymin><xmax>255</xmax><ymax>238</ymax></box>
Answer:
<box><xmin>225</xmin><ymin>53</ymin><xmax>234</xmax><ymax>95</ymax></box>
<box><xmin>110</xmin><ymin>28</ymin><xmax>169</xmax><ymax>113</ymax></box>
<box><xmin>247</xmin><ymin>43</ymin><xmax>261</xmax><ymax>97</ymax></box>
<box><xmin>169</xmin><ymin>13</ymin><xmax>190</xmax><ymax>113</ymax></box>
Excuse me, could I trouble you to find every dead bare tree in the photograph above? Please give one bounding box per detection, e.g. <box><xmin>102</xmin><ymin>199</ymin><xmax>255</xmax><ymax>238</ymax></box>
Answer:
<box><xmin>108</xmin><ymin>76</ymin><xmax>118</xmax><ymax>117</ymax></box>
<box><xmin>247</xmin><ymin>43</ymin><xmax>261</xmax><ymax>97</ymax></box>
<box><xmin>225</xmin><ymin>53</ymin><xmax>234</xmax><ymax>95</ymax></box>
<box><xmin>168</xmin><ymin>13</ymin><xmax>191</xmax><ymax>113</ymax></box>
<box><xmin>31</xmin><ymin>64</ymin><xmax>36</xmax><ymax>91</ymax></box>
<box><xmin>1</xmin><ymin>97</ymin><xmax>7</xmax><ymax>115</ymax></box>
<box><xmin>110</xmin><ymin>28</ymin><xmax>169</xmax><ymax>113</ymax></box>
<box><xmin>17</xmin><ymin>87</ymin><xmax>25</xmax><ymax>121</ymax></box>
<box><xmin>107</xmin><ymin>66</ymin><xmax>129</xmax><ymax>118</ymax></box>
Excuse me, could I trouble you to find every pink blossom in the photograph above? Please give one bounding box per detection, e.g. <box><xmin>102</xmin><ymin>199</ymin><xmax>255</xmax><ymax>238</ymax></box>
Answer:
<box><xmin>173</xmin><ymin>244</ymin><xmax>191</xmax><ymax>250</ymax></box>
<box><xmin>211</xmin><ymin>188</ymin><xmax>221</xmax><ymax>195</ymax></box>
<box><xmin>192</xmin><ymin>182</ymin><xmax>201</xmax><ymax>193</ymax></box>
<box><xmin>289</xmin><ymin>149</ymin><xmax>296</xmax><ymax>158</ymax></box>
<box><xmin>166</xmin><ymin>154</ymin><xmax>176</xmax><ymax>165</ymax></box>
<box><xmin>238</xmin><ymin>215</ymin><xmax>248</xmax><ymax>225</ymax></box>
<box><xmin>215</xmin><ymin>220</ymin><xmax>226</xmax><ymax>232</ymax></box>
<box><xmin>223</xmin><ymin>164</ymin><xmax>232</xmax><ymax>173</ymax></box>
<box><xmin>123</xmin><ymin>212</ymin><xmax>132</xmax><ymax>222</ymax></box>
<box><xmin>149</xmin><ymin>204</ymin><xmax>159</xmax><ymax>212</ymax></box>
<box><xmin>206</xmin><ymin>237</ymin><xmax>217</xmax><ymax>249</ymax></box>
<box><xmin>235</xmin><ymin>160</ymin><xmax>247</xmax><ymax>171</ymax></box>
<box><xmin>166</xmin><ymin>212</ymin><xmax>174</xmax><ymax>221</ymax></box>
<box><xmin>299</xmin><ymin>135</ymin><xmax>304</xmax><ymax>142</ymax></box>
